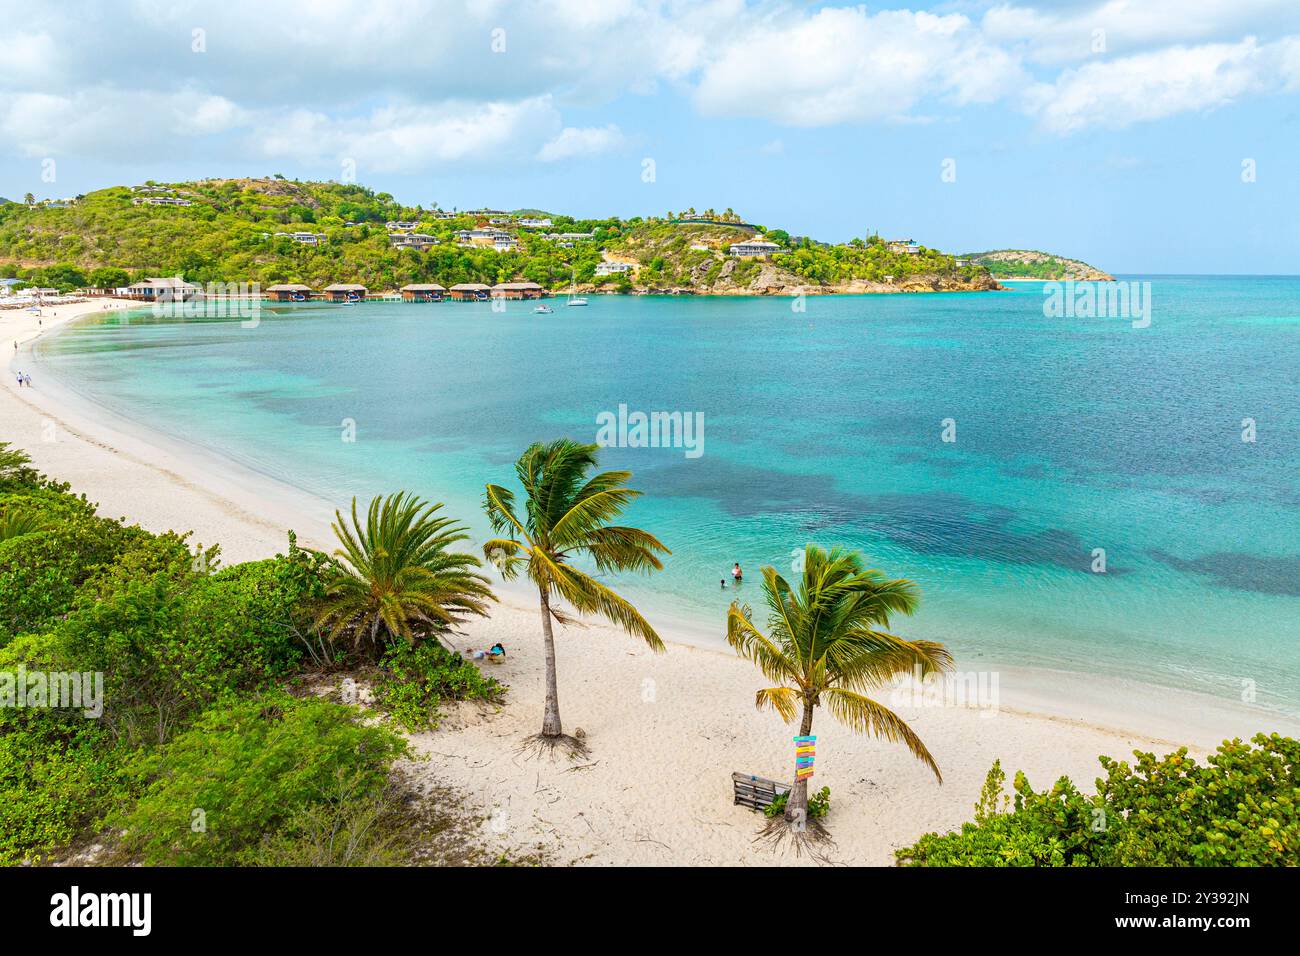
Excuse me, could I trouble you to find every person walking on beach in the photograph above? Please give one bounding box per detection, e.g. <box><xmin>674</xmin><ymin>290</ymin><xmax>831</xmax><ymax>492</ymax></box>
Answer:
<box><xmin>22</xmin><ymin>373</ymin><xmax>31</xmax><ymax>388</ymax></box>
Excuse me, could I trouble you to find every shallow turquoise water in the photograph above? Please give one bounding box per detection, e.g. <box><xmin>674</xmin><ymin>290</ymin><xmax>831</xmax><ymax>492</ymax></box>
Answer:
<box><xmin>36</xmin><ymin>279</ymin><xmax>1300</xmax><ymax>714</ymax></box>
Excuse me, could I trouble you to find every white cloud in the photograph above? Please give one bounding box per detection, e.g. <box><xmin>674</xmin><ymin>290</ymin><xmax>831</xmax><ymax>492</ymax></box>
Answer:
<box><xmin>2</xmin><ymin>0</ymin><xmax>1300</xmax><ymax>172</ymax></box>
<box><xmin>536</xmin><ymin>124</ymin><xmax>625</xmax><ymax>162</ymax></box>
<box><xmin>693</xmin><ymin>8</ymin><xmax>1028</xmax><ymax>126</ymax></box>
<box><xmin>984</xmin><ymin>0</ymin><xmax>1300</xmax><ymax>65</ymax></box>
<box><xmin>1024</xmin><ymin>36</ymin><xmax>1300</xmax><ymax>133</ymax></box>
<box><xmin>0</xmin><ymin>88</ymin><xmax>244</xmax><ymax>158</ymax></box>
<box><xmin>256</xmin><ymin>98</ymin><xmax>569</xmax><ymax>172</ymax></box>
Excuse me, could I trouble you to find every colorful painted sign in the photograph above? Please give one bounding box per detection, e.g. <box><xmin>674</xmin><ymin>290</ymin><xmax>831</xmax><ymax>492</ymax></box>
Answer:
<box><xmin>794</xmin><ymin>735</ymin><xmax>816</xmax><ymax>779</ymax></box>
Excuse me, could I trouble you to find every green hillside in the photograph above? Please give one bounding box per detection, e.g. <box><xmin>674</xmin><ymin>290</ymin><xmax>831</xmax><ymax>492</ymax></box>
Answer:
<box><xmin>0</xmin><ymin>177</ymin><xmax>995</xmax><ymax>293</ymax></box>
<box><xmin>962</xmin><ymin>249</ymin><xmax>1113</xmax><ymax>281</ymax></box>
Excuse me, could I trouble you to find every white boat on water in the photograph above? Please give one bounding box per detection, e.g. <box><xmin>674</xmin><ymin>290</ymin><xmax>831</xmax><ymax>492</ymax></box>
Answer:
<box><xmin>566</xmin><ymin>296</ymin><xmax>588</xmax><ymax>307</ymax></box>
<box><xmin>534</xmin><ymin>305</ymin><xmax>553</xmax><ymax>314</ymax></box>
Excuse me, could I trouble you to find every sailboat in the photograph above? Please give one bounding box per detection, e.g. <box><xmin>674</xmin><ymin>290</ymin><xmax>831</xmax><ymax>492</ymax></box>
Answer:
<box><xmin>565</xmin><ymin>269</ymin><xmax>588</xmax><ymax>307</ymax></box>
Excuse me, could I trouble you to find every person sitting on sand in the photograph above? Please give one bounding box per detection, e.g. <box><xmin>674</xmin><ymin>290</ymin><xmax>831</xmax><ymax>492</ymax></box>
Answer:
<box><xmin>732</xmin><ymin>563</ymin><xmax>743</xmax><ymax>582</ymax></box>
<box><xmin>488</xmin><ymin>643</ymin><xmax>506</xmax><ymax>657</ymax></box>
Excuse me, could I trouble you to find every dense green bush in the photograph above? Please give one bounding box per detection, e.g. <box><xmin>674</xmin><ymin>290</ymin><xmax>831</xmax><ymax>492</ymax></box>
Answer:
<box><xmin>0</xmin><ymin>631</ymin><xmax>130</xmax><ymax>864</ymax></box>
<box><xmin>374</xmin><ymin>640</ymin><xmax>505</xmax><ymax>731</ymax></box>
<box><xmin>897</xmin><ymin>734</ymin><xmax>1299</xmax><ymax>866</ymax></box>
<box><xmin>112</xmin><ymin>694</ymin><xmax>407</xmax><ymax>866</ymax></box>
<box><xmin>0</xmin><ymin>504</ymin><xmax>152</xmax><ymax>643</ymax></box>
<box><xmin>48</xmin><ymin>534</ymin><xmax>309</xmax><ymax>745</ymax></box>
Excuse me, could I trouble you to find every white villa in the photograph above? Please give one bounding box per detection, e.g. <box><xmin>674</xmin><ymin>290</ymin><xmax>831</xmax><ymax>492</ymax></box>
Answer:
<box><xmin>595</xmin><ymin>261</ymin><xmax>636</xmax><ymax>276</ymax></box>
<box><xmin>386</xmin><ymin>220</ymin><xmax>421</xmax><ymax>231</ymax></box>
<box><xmin>518</xmin><ymin>217</ymin><xmax>553</xmax><ymax>228</ymax></box>
<box><xmin>887</xmin><ymin>239</ymin><xmax>921</xmax><ymax>255</ymax></box>
<box><xmin>493</xmin><ymin>236</ymin><xmax>519</xmax><ymax>252</ymax></box>
<box><xmin>728</xmin><ymin>237</ymin><xmax>783</xmax><ymax>257</ymax></box>
<box><xmin>132</xmin><ymin>197</ymin><xmax>193</xmax><ymax>207</ymax></box>
<box><xmin>274</xmin><ymin>231</ymin><xmax>327</xmax><ymax>245</ymax></box>
<box><xmin>455</xmin><ymin>228</ymin><xmax>511</xmax><ymax>246</ymax></box>
<box><xmin>389</xmin><ymin>233</ymin><xmax>439</xmax><ymax>249</ymax></box>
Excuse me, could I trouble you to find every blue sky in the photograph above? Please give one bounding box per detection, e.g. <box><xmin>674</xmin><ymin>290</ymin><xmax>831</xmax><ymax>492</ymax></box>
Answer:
<box><xmin>1</xmin><ymin>0</ymin><xmax>1298</xmax><ymax>273</ymax></box>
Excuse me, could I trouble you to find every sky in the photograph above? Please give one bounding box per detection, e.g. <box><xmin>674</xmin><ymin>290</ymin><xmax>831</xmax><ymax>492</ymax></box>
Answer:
<box><xmin>1</xmin><ymin>0</ymin><xmax>1298</xmax><ymax>273</ymax></box>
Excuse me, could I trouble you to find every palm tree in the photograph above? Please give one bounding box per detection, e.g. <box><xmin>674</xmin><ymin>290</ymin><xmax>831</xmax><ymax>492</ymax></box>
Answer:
<box><xmin>314</xmin><ymin>492</ymin><xmax>494</xmax><ymax>658</ymax></box>
<box><xmin>0</xmin><ymin>508</ymin><xmax>48</xmax><ymax>543</ymax></box>
<box><xmin>483</xmin><ymin>439</ymin><xmax>669</xmax><ymax>746</ymax></box>
<box><xmin>726</xmin><ymin>545</ymin><xmax>952</xmax><ymax>828</ymax></box>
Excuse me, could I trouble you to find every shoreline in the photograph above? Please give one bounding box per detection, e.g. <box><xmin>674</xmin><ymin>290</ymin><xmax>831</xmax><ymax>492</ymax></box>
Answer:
<box><xmin>5</xmin><ymin>298</ymin><xmax>1296</xmax><ymax>864</ymax></box>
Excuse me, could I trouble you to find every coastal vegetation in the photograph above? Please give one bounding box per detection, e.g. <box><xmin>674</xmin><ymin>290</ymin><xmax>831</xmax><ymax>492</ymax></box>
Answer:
<box><xmin>314</xmin><ymin>492</ymin><xmax>494</xmax><ymax>659</ymax></box>
<box><xmin>483</xmin><ymin>438</ymin><xmax>669</xmax><ymax>751</ymax></box>
<box><xmin>2</xmin><ymin>433</ymin><xmax>1292</xmax><ymax>866</ymax></box>
<box><xmin>961</xmin><ymin>249</ymin><xmax>1113</xmax><ymax>281</ymax></box>
<box><xmin>0</xmin><ymin>177</ymin><xmax>996</xmax><ymax>294</ymax></box>
<box><xmin>726</xmin><ymin>545</ymin><xmax>952</xmax><ymax>832</ymax></box>
<box><xmin>898</xmin><ymin>734</ymin><xmax>1299</xmax><ymax>866</ymax></box>
<box><xmin>0</xmin><ymin>440</ymin><xmax>504</xmax><ymax>865</ymax></box>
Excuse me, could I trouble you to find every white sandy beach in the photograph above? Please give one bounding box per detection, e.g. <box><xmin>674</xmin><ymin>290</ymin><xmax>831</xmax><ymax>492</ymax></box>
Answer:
<box><xmin>4</xmin><ymin>298</ymin><xmax>1296</xmax><ymax>866</ymax></box>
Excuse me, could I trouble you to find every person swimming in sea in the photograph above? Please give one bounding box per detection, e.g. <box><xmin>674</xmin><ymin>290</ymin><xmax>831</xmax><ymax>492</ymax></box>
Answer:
<box><xmin>732</xmin><ymin>563</ymin><xmax>743</xmax><ymax>583</ymax></box>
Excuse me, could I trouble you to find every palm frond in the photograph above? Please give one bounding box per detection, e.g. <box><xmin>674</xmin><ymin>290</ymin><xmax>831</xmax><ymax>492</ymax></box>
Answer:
<box><xmin>823</xmin><ymin>687</ymin><xmax>943</xmax><ymax>782</ymax></box>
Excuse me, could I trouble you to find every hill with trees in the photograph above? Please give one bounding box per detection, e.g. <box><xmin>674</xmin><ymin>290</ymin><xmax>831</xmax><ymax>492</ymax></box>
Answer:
<box><xmin>0</xmin><ymin>177</ymin><xmax>997</xmax><ymax>294</ymax></box>
<box><xmin>962</xmin><ymin>249</ymin><xmax>1113</xmax><ymax>281</ymax></box>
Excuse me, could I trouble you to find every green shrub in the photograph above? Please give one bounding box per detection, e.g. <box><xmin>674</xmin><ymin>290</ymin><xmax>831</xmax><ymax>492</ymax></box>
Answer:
<box><xmin>373</xmin><ymin>641</ymin><xmax>505</xmax><ymax>731</ymax></box>
<box><xmin>112</xmin><ymin>694</ymin><xmax>407</xmax><ymax>866</ymax></box>
<box><xmin>0</xmin><ymin>508</ymin><xmax>152</xmax><ymax>643</ymax></box>
<box><xmin>897</xmin><ymin>733</ymin><xmax>1300</xmax><ymax>866</ymax></box>
<box><xmin>763</xmin><ymin>786</ymin><xmax>831</xmax><ymax>820</ymax></box>
<box><xmin>0</xmin><ymin>631</ymin><xmax>132</xmax><ymax>864</ymax></box>
<box><xmin>50</xmin><ymin>538</ymin><xmax>310</xmax><ymax>745</ymax></box>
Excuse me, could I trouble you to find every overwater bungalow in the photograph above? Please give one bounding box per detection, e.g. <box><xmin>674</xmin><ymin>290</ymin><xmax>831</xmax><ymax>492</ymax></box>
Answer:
<box><xmin>400</xmin><ymin>283</ymin><xmax>447</xmax><ymax>302</ymax></box>
<box><xmin>265</xmin><ymin>283</ymin><xmax>315</xmax><ymax>302</ymax></box>
<box><xmin>448</xmin><ymin>283</ymin><xmax>491</xmax><ymax>301</ymax></box>
<box><xmin>490</xmin><ymin>281</ymin><xmax>545</xmax><ymax>300</ymax></box>
<box><xmin>322</xmin><ymin>283</ymin><xmax>368</xmax><ymax>302</ymax></box>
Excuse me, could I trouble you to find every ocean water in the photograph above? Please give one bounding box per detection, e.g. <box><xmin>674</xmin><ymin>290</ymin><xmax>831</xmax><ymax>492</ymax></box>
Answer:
<box><xmin>35</xmin><ymin>279</ymin><xmax>1300</xmax><ymax>715</ymax></box>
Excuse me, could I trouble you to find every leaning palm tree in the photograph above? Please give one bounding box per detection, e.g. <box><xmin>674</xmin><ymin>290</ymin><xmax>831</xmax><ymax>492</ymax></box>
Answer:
<box><xmin>483</xmin><ymin>439</ymin><xmax>669</xmax><ymax>749</ymax></box>
<box><xmin>314</xmin><ymin>492</ymin><xmax>494</xmax><ymax>659</ymax></box>
<box><xmin>727</xmin><ymin>545</ymin><xmax>952</xmax><ymax>830</ymax></box>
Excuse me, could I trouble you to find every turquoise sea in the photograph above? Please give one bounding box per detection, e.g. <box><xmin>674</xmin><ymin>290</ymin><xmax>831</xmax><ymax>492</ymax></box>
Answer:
<box><xmin>35</xmin><ymin>278</ymin><xmax>1300</xmax><ymax>716</ymax></box>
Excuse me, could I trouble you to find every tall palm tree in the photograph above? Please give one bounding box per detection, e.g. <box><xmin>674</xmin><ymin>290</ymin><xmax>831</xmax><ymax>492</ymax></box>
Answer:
<box><xmin>727</xmin><ymin>545</ymin><xmax>952</xmax><ymax>827</ymax></box>
<box><xmin>314</xmin><ymin>492</ymin><xmax>494</xmax><ymax>658</ymax></box>
<box><xmin>483</xmin><ymin>439</ymin><xmax>669</xmax><ymax>745</ymax></box>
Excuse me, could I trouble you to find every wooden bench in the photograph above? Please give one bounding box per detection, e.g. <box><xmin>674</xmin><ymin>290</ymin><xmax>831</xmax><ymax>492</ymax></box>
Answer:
<box><xmin>732</xmin><ymin>772</ymin><xmax>791</xmax><ymax>811</ymax></box>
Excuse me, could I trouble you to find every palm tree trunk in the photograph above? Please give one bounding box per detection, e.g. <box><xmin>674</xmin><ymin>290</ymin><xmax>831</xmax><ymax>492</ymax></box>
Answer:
<box><xmin>538</xmin><ymin>587</ymin><xmax>563</xmax><ymax>737</ymax></box>
<box><xmin>785</xmin><ymin>701</ymin><xmax>815</xmax><ymax>825</ymax></box>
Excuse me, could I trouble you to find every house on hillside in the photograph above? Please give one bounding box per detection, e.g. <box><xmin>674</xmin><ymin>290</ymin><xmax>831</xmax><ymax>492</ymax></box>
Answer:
<box><xmin>886</xmin><ymin>239</ymin><xmax>920</xmax><ymax>255</ymax></box>
<box><xmin>594</xmin><ymin>261</ymin><xmax>635</xmax><ymax>276</ymax></box>
<box><xmin>132</xmin><ymin>197</ymin><xmax>193</xmax><ymax>207</ymax></box>
<box><xmin>389</xmin><ymin>233</ymin><xmax>439</xmax><ymax>250</ymax></box>
<box><xmin>386</xmin><ymin>220</ymin><xmax>420</xmax><ymax>231</ymax></box>
<box><xmin>518</xmin><ymin>217</ymin><xmax>552</xmax><ymax>228</ymax></box>
<box><xmin>274</xmin><ymin>231</ymin><xmax>327</xmax><ymax>245</ymax></box>
<box><xmin>728</xmin><ymin>237</ymin><xmax>783</xmax><ymax>258</ymax></box>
